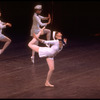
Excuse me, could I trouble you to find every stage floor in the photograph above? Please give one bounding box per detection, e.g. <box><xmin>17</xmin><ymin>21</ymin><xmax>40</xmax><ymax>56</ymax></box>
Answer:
<box><xmin>0</xmin><ymin>37</ymin><xmax>100</xmax><ymax>99</ymax></box>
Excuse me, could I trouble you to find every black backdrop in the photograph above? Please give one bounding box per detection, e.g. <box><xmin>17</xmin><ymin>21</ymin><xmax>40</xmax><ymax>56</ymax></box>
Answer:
<box><xmin>0</xmin><ymin>0</ymin><xmax>100</xmax><ymax>43</ymax></box>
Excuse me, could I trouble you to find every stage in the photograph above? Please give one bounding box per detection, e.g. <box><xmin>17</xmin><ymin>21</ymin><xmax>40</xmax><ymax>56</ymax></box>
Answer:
<box><xmin>0</xmin><ymin>36</ymin><xmax>100</xmax><ymax>99</ymax></box>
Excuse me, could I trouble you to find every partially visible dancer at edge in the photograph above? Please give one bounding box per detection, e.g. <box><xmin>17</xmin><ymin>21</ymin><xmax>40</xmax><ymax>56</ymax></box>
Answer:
<box><xmin>0</xmin><ymin>10</ymin><xmax>12</xmax><ymax>54</ymax></box>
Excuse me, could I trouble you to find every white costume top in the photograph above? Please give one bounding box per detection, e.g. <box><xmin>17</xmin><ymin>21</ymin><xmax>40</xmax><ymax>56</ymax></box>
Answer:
<box><xmin>39</xmin><ymin>40</ymin><xmax>63</xmax><ymax>58</ymax></box>
<box><xmin>0</xmin><ymin>20</ymin><xmax>6</xmax><ymax>34</ymax></box>
<box><xmin>0</xmin><ymin>20</ymin><xmax>6</xmax><ymax>40</ymax></box>
<box><xmin>30</xmin><ymin>13</ymin><xmax>47</xmax><ymax>36</ymax></box>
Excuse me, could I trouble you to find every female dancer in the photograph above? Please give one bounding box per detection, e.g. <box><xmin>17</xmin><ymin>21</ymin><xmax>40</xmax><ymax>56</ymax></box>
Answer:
<box><xmin>0</xmin><ymin>11</ymin><xmax>12</xmax><ymax>54</ymax></box>
<box><xmin>30</xmin><ymin>5</ymin><xmax>51</xmax><ymax>63</ymax></box>
<box><xmin>28</xmin><ymin>27</ymin><xmax>67</xmax><ymax>87</ymax></box>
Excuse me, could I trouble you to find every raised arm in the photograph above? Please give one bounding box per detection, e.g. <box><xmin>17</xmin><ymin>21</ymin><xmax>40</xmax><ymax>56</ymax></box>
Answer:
<box><xmin>36</xmin><ymin>14</ymin><xmax>51</xmax><ymax>27</ymax></box>
<box><xmin>39</xmin><ymin>14</ymin><xmax>51</xmax><ymax>20</ymax></box>
<box><xmin>35</xmin><ymin>15</ymin><xmax>48</xmax><ymax>27</ymax></box>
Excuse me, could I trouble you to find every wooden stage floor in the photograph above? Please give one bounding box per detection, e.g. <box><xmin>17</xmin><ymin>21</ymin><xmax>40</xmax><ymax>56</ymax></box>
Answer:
<box><xmin>0</xmin><ymin>37</ymin><xmax>100</xmax><ymax>99</ymax></box>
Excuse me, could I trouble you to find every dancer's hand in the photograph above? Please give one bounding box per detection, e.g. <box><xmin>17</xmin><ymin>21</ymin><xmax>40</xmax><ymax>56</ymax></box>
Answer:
<box><xmin>47</xmin><ymin>17</ymin><xmax>51</xmax><ymax>25</ymax></box>
<box><xmin>6</xmin><ymin>23</ymin><xmax>12</xmax><ymax>27</ymax></box>
<box><xmin>48</xmin><ymin>13</ymin><xmax>51</xmax><ymax>19</ymax></box>
<box><xmin>63</xmin><ymin>38</ymin><xmax>67</xmax><ymax>44</ymax></box>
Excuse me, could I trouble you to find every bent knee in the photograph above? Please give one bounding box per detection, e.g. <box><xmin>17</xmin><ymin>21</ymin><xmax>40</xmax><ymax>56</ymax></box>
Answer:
<box><xmin>7</xmin><ymin>38</ymin><xmax>11</xmax><ymax>43</ymax></box>
<box><xmin>28</xmin><ymin>42</ymin><xmax>31</xmax><ymax>48</ymax></box>
<box><xmin>49</xmin><ymin>67</ymin><xmax>55</xmax><ymax>71</ymax></box>
<box><xmin>48</xmin><ymin>30</ymin><xmax>51</xmax><ymax>34</ymax></box>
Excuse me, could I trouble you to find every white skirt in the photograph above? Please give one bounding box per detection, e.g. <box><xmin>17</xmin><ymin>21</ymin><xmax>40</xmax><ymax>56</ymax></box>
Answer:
<box><xmin>30</xmin><ymin>28</ymin><xmax>40</xmax><ymax>36</ymax></box>
<box><xmin>39</xmin><ymin>47</ymin><xmax>54</xmax><ymax>58</ymax></box>
<box><xmin>0</xmin><ymin>34</ymin><xmax>6</xmax><ymax>40</ymax></box>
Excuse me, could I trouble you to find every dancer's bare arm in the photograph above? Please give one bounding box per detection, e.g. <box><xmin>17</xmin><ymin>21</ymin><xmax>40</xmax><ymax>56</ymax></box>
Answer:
<box><xmin>63</xmin><ymin>38</ymin><xmax>67</xmax><ymax>44</ymax></box>
<box><xmin>5</xmin><ymin>23</ymin><xmax>12</xmax><ymax>27</ymax></box>
<box><xmin>41</xmin><ymin>14</ymin><xmax>51</xmax><ymax>20</ymax></box>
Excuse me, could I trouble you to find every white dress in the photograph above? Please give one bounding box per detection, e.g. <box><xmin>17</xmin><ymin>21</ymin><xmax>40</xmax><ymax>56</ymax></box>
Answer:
<box><xmin>39</xmin><ymin>40</ymin><xmax>63</xmax><ymax>58</ymax></box>
<box><xmin>30</xmin><ymin>13</ymin><xmax>47</xmax><ymax>36</ymax></box>
<box><xmin>0</xmin><ymin>20</ymin><xmax>6</xmax><ymax>40</ymax></box>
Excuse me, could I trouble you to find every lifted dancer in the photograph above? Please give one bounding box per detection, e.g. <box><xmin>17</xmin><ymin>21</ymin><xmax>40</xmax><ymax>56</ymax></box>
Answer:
<box><xmin>0</xmin><ymin>11</ymin><xmax>12</xmax><ymax>54</ymax></box>
<box><xmin>30</xmin><ymin>4</ymin><xmax>51</xmax><ymax>63</ymax></box>
<box><xmin>28</xmin><ymin>27</ymin><xmax>67</xmax><ymax>87</ymax></box>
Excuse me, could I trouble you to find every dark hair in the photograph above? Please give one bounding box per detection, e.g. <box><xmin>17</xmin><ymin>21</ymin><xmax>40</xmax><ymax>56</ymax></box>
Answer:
<box><xmin>54</xmin><ymin>31</ymin><xmax>58</xmax><ymax>39</ymax></box>
<box><xmin>34</xmin><ymin>9</ymin><xmax>42</xmax><ymax>13</ymax></box>
<box><xmin>55</xmin><ymin>31</ymin><xmax>60</xmax><ymax>39</ymax></box>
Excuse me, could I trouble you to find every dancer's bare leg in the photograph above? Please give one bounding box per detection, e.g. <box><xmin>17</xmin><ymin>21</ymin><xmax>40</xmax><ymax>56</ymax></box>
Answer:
<box><xmin>31</xmin><ymin>28</ymin><xmax>45</xmax><ymax>63</ymax></box>
<box><xmin>41</xmin><ymin>29</ymin><xmax>51</xmax><ymax>47</ymax></box>
<box><xmin>0</xmin><ymin>36</ymin><xmax>11</xmax><ymax>54</ymax></box>
<box><xmin>43</xmin><ymin>29</ymin><xmax>51</xmax><ymax>40</ymax></box>
<box><xmin>28</xmin><ymin>35</ymin><xmax>40</xmax><ymax>53</ymax></box>
<box><xmin>31</xmin><ymin>40</ymin><xmax>38</xmax><ymax>63</ymax></box>
<box><xmin>45</xmin><ymin>57</ymin><xmax>55</xmax><ymax>87</ymax></box>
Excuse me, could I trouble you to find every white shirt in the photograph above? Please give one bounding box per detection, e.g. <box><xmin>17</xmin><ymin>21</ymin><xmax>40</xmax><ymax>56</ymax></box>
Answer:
<box><xmin>30</xmin><ymin>13</ymin><xmax>47</xmax><ymax>35</ymax></box>
<box><xmin>43</xmin><ymin>40</ymin><xmax>63</xmax><ymax>57</ymax></box>
<box><xmin>0</xmin><ymin>20</ymin><xmax>6</xmax><ymax>34</ymax></box>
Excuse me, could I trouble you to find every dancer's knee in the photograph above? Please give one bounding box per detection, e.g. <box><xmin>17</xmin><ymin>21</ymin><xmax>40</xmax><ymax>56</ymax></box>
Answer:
<box><xmin>48</xmin><ymin>29</ymin><xmax>51</xmax><ymax>35</ymax></box>
<box><xmin>49</xmin><ymin>67</ymin><xmax>55</xmax><ymax>71</ymax></box>
<box><xmin>6</xmin><ymin>38</ymin><xmax>11</xmax><ymax>44</ymax></box>
<box><xmin>28</xmin><ymin>42</ymin><xmax>32</xmax><ymax>48</ymax></box>
<box><xmin>8</xmin><ymin>39</ymin><xmax>11</xmax><ymax>43</ymax></box>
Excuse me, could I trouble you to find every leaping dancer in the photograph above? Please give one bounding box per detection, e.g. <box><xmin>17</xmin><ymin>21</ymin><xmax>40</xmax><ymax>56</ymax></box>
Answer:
<box><xmin>0</xmin><ymin>10</ymin><xmax>12</xmax><ymax>55</ymax></box>
<box><xmin>28</xmin><ymin>27</ymin><xmax>67</xmax><ymax>87</ymax></box>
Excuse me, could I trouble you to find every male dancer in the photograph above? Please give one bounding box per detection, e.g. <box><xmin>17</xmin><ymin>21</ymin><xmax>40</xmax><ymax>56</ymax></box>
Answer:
<box><xmin>30</xmin><ymin>4</ymin><xmax>51</xmax><ymax>63</ymax></box>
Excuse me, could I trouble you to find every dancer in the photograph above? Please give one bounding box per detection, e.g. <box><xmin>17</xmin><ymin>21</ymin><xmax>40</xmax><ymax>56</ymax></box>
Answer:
<box><xmin>0</xmin><ymin>11</ymin><xmax>12</xmax><ymax>54</ymax></box>
<box><xmin>28</xmin><ymin>27</ymin><xmax>67</xmax><ymax>87</ymax></box>
<box><xmin>30</xmin><ymin>4</ymin><xmax>51</xmax><ymax>63</ymax></box>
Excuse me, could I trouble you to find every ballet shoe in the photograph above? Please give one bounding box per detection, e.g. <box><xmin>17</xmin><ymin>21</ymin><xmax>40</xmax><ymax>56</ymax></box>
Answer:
<box><xmin>31</xmin><ymin>56</ymin><xmax>34</xmax><ymax>64</ymax></box>
<box><xmin>45</xmin><ymin>82</ymin><xmax>54</xmax><ymax>87</ymax></box>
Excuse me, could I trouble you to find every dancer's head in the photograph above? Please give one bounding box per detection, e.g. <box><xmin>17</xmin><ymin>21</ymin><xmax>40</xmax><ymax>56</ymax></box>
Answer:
<box><xmin>34</xmin><ymin>5</ymin><xmax>42</xmax><ymax>14</ymax></box>
<box><xmin>53</xmin><ymin>31</ymin><xmax>62</xmax><ymax>40</ymax></box>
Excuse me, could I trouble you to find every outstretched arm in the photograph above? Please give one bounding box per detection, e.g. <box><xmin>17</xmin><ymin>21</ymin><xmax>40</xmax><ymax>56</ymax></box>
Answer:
<box><xmin>5</xmin><ymin>23</ymin><xmax>12</xmax><ymax>27</ymax></box>
<box><xmin>0</xmin><ymin>22</ymin><xmax>12</xmax><ymax>29</ymax></box>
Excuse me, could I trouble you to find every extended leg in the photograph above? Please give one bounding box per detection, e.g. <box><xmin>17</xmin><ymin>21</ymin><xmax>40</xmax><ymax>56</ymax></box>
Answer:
<box><xmin>31</xmin><ymin>32</ymin><xmax>42</xmax><ymax>63</ymax></box>
<box><xmin>28</xmin><ymin>37</ymin><xmax>39</xmax><ymax>53</ymax></box>
<box><xmin>0</xmin><ymin>36</ymin><xmax>11</xmax><ymax>54</ymax></box>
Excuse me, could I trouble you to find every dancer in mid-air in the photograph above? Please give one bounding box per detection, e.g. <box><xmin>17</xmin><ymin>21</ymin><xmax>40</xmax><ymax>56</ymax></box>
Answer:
<box><xmin>30</xmin><ymin>4</ymin><xmax>51</xmax><ymax>63</ymax></box>
<box><xmin>28</xmin><ymin>27</ymin><xmax>67</xmax><ymax>87</ymax></box>
<box><xmin>0</xmin><ymin>10</ymin><xmax>12</xmax><ymax>54</ymax></box>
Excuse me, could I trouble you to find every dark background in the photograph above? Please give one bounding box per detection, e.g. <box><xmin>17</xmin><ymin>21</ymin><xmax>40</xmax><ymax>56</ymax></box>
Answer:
<box><xmin>0</xmin><ymin>0</ymin><xmax>100</xmax><ymax>43</ymax></box>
